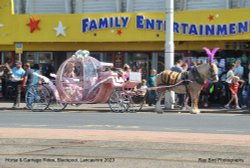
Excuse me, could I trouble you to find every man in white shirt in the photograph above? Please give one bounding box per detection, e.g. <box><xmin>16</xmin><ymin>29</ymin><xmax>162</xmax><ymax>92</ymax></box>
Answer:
<box><xmin>225</xmin><ymin>63</ymin><xmax>236</xmax><ymax>104</ymax></box>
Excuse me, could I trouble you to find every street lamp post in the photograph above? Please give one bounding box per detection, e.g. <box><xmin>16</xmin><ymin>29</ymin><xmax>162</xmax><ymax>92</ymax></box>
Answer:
<box><xmin>164</xmin><ymin>0</ymin><xmax>175</xmax><ymax>109</ymax></box>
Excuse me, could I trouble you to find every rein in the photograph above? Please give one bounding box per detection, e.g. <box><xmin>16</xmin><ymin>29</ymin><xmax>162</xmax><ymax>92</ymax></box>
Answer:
<box><xmin>147</xmin><ymin>79</ymin><xmax>192</xmax><ymax>91</ymax></box>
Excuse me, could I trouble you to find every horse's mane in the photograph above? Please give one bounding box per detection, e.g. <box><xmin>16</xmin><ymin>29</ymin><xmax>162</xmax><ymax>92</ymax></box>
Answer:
<box><xmin>196</xmin><ymin>63</ymin><xmax>209</xmax><ymax>70</ymax></box>
<box><xmin>195</xmin><ymin>62</ymin><xmax>218</xmax><ymax>79</ymax></box>
<box><xmin>196</xmin><ymin>62</ymin><xmax>218</xmax><ymax>71</ymax></box>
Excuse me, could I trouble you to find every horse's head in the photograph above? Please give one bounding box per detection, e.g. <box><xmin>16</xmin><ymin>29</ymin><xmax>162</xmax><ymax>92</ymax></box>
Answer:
<box><xmin>196</xmin><ymin>63</ymin><xmax>219</xmax><ymax>83</ymax></box>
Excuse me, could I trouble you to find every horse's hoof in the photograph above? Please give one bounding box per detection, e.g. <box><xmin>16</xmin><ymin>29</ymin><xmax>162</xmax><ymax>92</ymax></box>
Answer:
<box><xmin>155</xmin><ymin>109</ymin><xmax>163</xmax><ymax>114</ymax></box>
<box><xmin>191</xmin><ymin>110</ymin><xmax>200</xmax><ymax>114</ymax></box>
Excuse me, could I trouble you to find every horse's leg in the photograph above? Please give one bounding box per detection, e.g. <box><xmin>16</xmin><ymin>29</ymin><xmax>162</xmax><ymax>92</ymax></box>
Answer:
<box><xmin>183</xmin><ymin>94</ymin><xmax>191</xmax><ymax>110</ymax></box>
<box><xmin>190</xmin><ymin>89</ymin><xmax>201</xmax><ymax>114</ymax></box>
<box><xmin>155</xmin><ymin>91</ymin><xmax>164</xmax><ymax>113</ymax></box>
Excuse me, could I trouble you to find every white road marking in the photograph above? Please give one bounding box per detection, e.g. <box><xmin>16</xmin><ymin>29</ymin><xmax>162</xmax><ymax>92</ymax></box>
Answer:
<box><xmin>69</xmin><ymin>125</ymin><xmax>140</xmax><ymax>129</ymax></box>
<box><xmin>164</xmin><ymin>128</ymin><xmax>191</xmax><ymax>131</ymax></box>
<box><xmin>20</xmin><ymin>125</ymin><xmax>48</xmax><ymax>127</ymax></box>
<box><xmin>216</xmin><ymin>130</ymin><xmax>245</xmax><ymax>133</ymax></box>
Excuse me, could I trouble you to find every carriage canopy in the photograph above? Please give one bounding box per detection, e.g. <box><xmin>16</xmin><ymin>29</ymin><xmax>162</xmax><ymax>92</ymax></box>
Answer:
<box><xmin>56</xmin><ymin>50</ymin><xmax>112</xmax><ymax>102</ymax></box>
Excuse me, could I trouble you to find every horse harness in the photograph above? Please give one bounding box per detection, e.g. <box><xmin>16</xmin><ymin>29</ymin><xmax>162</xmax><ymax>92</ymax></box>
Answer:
<box><xmin>160</xmin><ymin>70</ymin><xmax>190</xmax><ymax>94</ymax></box>
<box><xmin>160</xmin><ymin>70</ymin><xmax>181</xmax><ymax>86</ymax></box>
<box><xmin>190</xmin><ymin>67</ymin><xmax>205</xmax><ymax>85</ymax></box>
<box><xmin>160</xmin><ymin>69</ymin><xmax>202</xmax><ymax>86</ymax></box>
<box><xmin>159</xmin><ymin>67</ymin><xmax>207</xmax><ymax>96</ymax></box>
<box><xmin>160</xmin><ymin>64</ymin><xmax>217</xmax><ymax>90</ymax></box>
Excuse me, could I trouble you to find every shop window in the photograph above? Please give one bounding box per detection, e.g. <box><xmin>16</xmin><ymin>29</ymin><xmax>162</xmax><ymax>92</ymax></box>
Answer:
<box><xmin>24</xmin><ymin>52</ymin><xmax>53</xmax><ymax>65</ymax></box>
<box><xmin>66</xmin><ymin>52</ymin><xmax>75</xmax><ymax>59</ymax></box>
<box><xmin>1</xmin><ymin>52</ymin><xmax>14</xmax><ymax>65</ymax></box>
<box><xmin>126</xmin><ymin>52</ymin><xmax>149</xmax><ymax>79</ymax></box>
<box><xmin>88</xmin><ymin>52</ymin><xmax>113</xmax><ymax>63</ymax></box>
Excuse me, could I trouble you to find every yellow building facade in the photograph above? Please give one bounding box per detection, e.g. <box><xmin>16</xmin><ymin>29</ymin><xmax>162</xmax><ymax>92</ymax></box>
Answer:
<box><xmin>0</xmin><ymin>0</ymin><xmax>250</xmax><ymax>76</ymax></box>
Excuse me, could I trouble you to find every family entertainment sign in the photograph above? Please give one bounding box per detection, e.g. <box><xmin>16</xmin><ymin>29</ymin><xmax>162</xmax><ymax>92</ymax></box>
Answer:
<box><xmin>82</xmin><ymin>14</ymin><xmax>250</xmax><ymax>36</ymax></box>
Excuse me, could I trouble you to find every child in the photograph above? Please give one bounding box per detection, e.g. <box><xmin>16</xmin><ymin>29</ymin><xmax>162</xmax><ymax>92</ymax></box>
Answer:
<box><xmin>224</xmin><ymin>76</ymin><xmax>244</xmax><ymax>109</ymax></box>
<box><xmin>133</xmin><ymin>79</ymin><xmax>148</xmax><ymax>106</ymax></box>
<box><xmin>138</xmin><ymin>79</ymin><xmax>147</xmax><ymax>96</ymax></box>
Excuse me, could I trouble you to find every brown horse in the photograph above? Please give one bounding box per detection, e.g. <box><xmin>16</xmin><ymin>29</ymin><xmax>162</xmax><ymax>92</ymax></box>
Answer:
<box><xmin>155</xmin><ymin>63</ymin><xmax>219</xmax><ymax>114</ymax></box>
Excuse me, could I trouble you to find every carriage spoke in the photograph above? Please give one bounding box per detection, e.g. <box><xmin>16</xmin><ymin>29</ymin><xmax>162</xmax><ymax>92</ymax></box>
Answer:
<box><xmin>25</xmin><ymin>85</ymin><xmax>51</xmax><ymax>112</ymax></box>
<box><xmin>108</xmin><ymin>90</ymin><xmax>128</xmax><ymax>113</ymax></box>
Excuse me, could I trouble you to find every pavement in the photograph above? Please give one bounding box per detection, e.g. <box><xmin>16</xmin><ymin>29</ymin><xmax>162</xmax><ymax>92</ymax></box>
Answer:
<box><xmin>0</xmin><ymin>101</ymin><xmax>249</xmax><ymax>114</ymax></box>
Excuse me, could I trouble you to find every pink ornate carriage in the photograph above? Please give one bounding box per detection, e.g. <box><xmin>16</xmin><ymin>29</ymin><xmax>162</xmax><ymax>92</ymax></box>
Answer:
<box><xmin>25</xmin><ymin>50</ymin><xmax>145</xmax><ymax>112</ymax></box>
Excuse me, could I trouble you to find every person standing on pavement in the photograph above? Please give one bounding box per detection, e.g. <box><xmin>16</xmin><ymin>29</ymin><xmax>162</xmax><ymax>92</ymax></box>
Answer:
<box><xmin>147</xmin><ymin>69</ymin><xmax>157</xmax><ymax>106</ymax></box>
<box><xmin>187</xmin><ymin>61</ymin><xmax>196</xmax><ymax>71</ymax></box>
<box><xmin>0</xmin><ymin>60</ymin><xmax>13</xmax><ymax>98</ymax></box>
<box><xmin>180</xmin><ymin>62</ymin><xmax>189</xmax><ymax>109</ymax></box>
<box><xmin>6</xmin><ymin>61</ymin><xmax>26</xmax><ymax>108</ymax></box>
<box><xmin>225</xmin><ymin>63</ymin><xmax>236</xmax><ymax>102</ymax></box>
<box><xmin>234</xmin><ymin>59</ymin><xmax>244</xmax><ymax>79</ymax></box>
<box><xmin>181</xmin><ymin>62</ymin><xmax>188</xmax><ymax>72</ymax></box>
<box><xmin>171</xmin><ymin>59</ymin><xmax>184</xmax><ymax>107</ymax></box>
<box><xmin>23</xmin><ymin>63</ymin><xmax>34</xmax><ymax>91</ymax></box>
<box><xmin>171</xmin><ymin>59</ymin><xmax>183</xmax><ymax>73</ymax></box>
<box><xmin>23</xmin><ymin>63</ymin><xmax>35</xmax><ymax>109</ymax></box>
<box><xmin>224</xmin><ymin>76</ymin><xmax>244</xmax><ymax>109</ymax></box>
<box><xmin>31</xmin><ymin>64</ymin><xmax>42</xmax><ymax>85</ymax></box>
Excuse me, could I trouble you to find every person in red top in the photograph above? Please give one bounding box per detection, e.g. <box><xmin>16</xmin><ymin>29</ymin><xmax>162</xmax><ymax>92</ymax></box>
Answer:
<box><xmin>224</xmin><ymin>76</ymin><xmax>244</xmax><ymax>109</ymax></box>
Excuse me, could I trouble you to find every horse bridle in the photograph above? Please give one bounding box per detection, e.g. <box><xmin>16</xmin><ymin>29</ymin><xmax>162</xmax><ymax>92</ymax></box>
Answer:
<box><xmin>208</xmin><ymin>64</ymin><xmax>218</xmax><ymax>82</ymax></box>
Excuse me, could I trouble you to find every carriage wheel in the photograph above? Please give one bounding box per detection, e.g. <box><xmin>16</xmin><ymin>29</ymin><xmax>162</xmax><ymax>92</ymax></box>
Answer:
<box><xmin>49</xmin><ymin>97</ymin><xmax>68</xmax><ymax>112</ymax></box>
<box><xmin>127</xmin><ymin>99</ymin><xmax>144</xmax><ymax>112</ymax></box>
<box><xmin>25</xmin><ymin>85</ymin><xmax>51</xmax><ymax>112</ymax></box>
<box><xmin>127</xmin><ymin>94</ymin><xmax>146</xmax><ymax>112</ymax></box>
<box><xmin>41</xmin><ymin>83</ymin><xmax>68</xmax><ymax>112</ymax></box>
<box><xmin>108</xmin><ymin>90</ymin><xmax>129</xmax><ymax>113</ymax></box>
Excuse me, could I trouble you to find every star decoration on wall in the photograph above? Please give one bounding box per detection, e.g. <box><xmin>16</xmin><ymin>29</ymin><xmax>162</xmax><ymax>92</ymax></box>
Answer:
<box><xmin>27</xmin><ymin>16</ymin><xmax>40</xmax><ymax>33</ymax></box>
<box><xmin>208</xmin><ymin>15</ymin><xmax>215</xmax><ymax>21</ymax></box>
<box><xmin>117</xmin><ymin>29</ymin><xmax>123</xmax><ymax>35</ymax></box>
<box><xmin>54</xmin><ymin>21</ymin><xmax>67</xmax><ymax>37</ymax></box>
